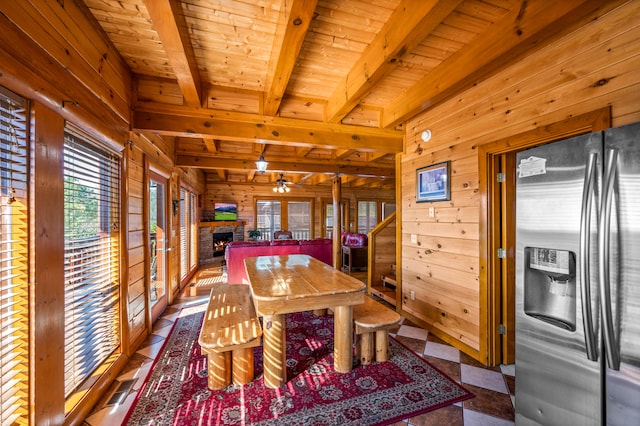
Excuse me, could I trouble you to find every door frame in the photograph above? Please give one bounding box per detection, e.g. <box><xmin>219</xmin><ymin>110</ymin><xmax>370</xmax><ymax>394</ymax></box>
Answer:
<box><xmin>478</xmin><ymin>107</ymin><xmax>610</xmax><ymax>366</ymax></box>
<box><xmin>148</xmin><ymin>168</ymin><xmax>170</xmax><ymax>323</ymax></box>
<box><xmin>321</xmin><ymin>198</ymin><xmax>349</xmax><ymax>238</ymax></box>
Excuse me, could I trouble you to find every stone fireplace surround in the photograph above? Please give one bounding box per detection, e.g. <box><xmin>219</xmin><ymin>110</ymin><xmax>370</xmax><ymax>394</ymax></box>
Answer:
<box><xmin>199</xmin><ymin>223</ymin><xmax>245</xmax><ymax>266</ymax></box>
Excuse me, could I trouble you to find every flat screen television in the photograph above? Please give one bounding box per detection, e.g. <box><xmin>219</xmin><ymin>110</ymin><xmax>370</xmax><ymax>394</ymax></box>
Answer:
<box><xmin>214</xmin><ymin>202</ymin><xmax>238</xmax><ymax>221</ymax></box>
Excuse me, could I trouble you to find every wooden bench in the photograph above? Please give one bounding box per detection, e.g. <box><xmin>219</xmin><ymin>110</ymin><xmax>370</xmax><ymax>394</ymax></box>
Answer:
<box><xmin>353</xmin><ymin>297</ymin><xmax>402</xmax><ymax>365</ymax></box>
<box><xmin>198</xmin><ymin>283</ymin><xmax>262</xmax><ymax>389</ymax></box>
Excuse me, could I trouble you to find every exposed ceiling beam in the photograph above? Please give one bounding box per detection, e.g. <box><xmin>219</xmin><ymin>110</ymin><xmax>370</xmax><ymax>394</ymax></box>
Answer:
<box><xmin>325</xmin><ymin>0</ymin><xmax>461</xmax><ymax>123</ymax></box>
<box><xmin>134</xmin><ymin>105</ymin><xmax>403</xmax><ymax>152</ymax></box>
<box><xmin>340</xmin><ymin>175</ymin><xmax>358</xmax><ymax>185</ymax></box>
<box><xmin>296</xmin><ymin>146</ymin><xmax>313</xmax><ymax>157</ymax></box>
<box><xmin>367</xmin><ymin>152</ymin><xmax>389</xmax><ymax>162</ymax></box>
<box><xmin>143</xmin><ymin>0</ymin><xmax>202</xmax><ymax>107</ymax></box>
<box><xmin>253</xmin><ymin>143</ymin><xmax>266</xmax><ymax>155</ymax></box>
<box><xmin>347</xmin><ymin>176</ymin><xmax>378</xmax><ymax>187</ymax></box>
<box><xmin>311</xmin><ymin>174</ymin><xmax>334</xmax><ymax>185</ymax></box>
<box><xmin>263</xmin><ymin>0</ymin><xmax>318</xmax><ymax>116</ymax></box>
<box><xmin>177</xmin><ymin>146</ymin><xmax>393</xmax><ymax>171</ymax></box>
<box><xmin>203</xmin><ymin>137</ymin><xmax>219</xmax><ymax>153</ymax></box>
<box><xmin>382</xmin><ymin>0</ymin><xmax>611</xmax><ymax>128</ymax></box>
<box><xmin>176</xmin><ymin>155</ymin><xmax>394</xmax><ymax>177</ymax></box>
<box><xmin>335</xmin><ymin>149</ymin><xmax>354</xmax><ymax>160</ymax></box>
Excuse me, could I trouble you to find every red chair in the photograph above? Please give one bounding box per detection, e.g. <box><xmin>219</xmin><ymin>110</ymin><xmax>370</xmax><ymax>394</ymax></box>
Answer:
<box><xmin>274</xmin><ymin>230</ymin><xmax>293</xmax><ymax>240</ymax></box>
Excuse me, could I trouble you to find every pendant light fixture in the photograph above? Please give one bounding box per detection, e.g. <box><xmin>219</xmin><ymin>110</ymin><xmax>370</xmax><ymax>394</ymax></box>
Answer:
<box><xmin>255</xmin><ymin>155</ymin><xmax>268</xmax><ymax>174</ymax></box>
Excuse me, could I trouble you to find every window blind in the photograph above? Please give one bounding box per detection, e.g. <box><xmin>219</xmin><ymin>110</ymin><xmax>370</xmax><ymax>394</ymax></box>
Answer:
<box><xmin>287</xmin><ymin>201</ymin><xmax>311</xmax><ymax>239</ymax></box>
<box><xmin>180</xmin><ymin>188</ymin><xmax>188</xmax><ymax>279</ymax></box>
<box><xmin>189</xmin><ymin>192</ymin><xmax>197</xmax><ymax>270</ymax></box>
<box><xmin>0</xmin><ymin>87</ymin><xmax>29</xmax><ymax>425</ymax></box>
<box><xmin>63</xmin><ymin>130</ymin><xmax>121</xmax><ymax>398</ymax></box>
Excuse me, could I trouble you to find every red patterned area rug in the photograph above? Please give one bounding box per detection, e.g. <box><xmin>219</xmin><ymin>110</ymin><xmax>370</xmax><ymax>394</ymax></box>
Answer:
<box><xmin>124</xmin><ymin>308</ymin><xmax>473</xmax><ymax>425</ymax></box>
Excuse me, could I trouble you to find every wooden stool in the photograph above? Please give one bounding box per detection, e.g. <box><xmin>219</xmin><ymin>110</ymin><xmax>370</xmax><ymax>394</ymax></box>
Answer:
<box><xmin>353</xmin><ymin>297</ymin><xmax>401</xmax><ymax>365</ymax></box>
<box><xmin>198</xmin><ymin>283</ymin><xmax>262</xmax><ymax>389</ymax></box>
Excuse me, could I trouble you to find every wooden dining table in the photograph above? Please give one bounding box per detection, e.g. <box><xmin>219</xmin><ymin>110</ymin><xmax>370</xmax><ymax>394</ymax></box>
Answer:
<box><xmin>244</xmin><ymin>254</ymin><xmax>366</xmax><ymax>388</ymax></box>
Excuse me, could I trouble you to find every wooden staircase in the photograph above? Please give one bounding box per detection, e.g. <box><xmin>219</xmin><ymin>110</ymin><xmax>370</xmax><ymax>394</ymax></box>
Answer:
<box><xmin>367</xmin><ymin>212</ymin><xmax>398</xmax><ymax>307</ymax></box>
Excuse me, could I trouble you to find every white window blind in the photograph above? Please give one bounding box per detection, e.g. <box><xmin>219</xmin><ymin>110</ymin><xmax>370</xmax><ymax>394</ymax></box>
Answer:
<box><xmin>288</xmin><ymin>201</ymin><xmax>311</xmax><ymax>239</ymax></box>
<box><xmin>0</xmin><ymin>87</ymin><xmax>29</xmax><ymax>425</ymax></box>
<box><xmin>63</xmin><ymin>130</ymin><xmax>121</xmax><ymax>398</ymax></box>
<box><xmin>189</xmin><ymin>192</ymin><xmax>197</xmax><ymax>270</ymax></box>
<box><xmin>180</xmin><ymin>188</ymin><xmax>188</xmax><ymax>280</ymax></box>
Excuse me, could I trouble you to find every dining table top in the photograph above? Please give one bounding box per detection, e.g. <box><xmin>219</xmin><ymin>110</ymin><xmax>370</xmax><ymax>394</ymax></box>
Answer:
<box><xmin>244</xmin><ymin>254</ymin><xmax>366</xmax><ymax>315</ymax></box>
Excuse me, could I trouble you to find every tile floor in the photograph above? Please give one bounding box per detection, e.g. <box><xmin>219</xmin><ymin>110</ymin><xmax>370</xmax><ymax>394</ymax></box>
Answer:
<box><xmin>83</xmin><ymin>267</ymin><xmax>515</xmax><ymax>425</ymax></box>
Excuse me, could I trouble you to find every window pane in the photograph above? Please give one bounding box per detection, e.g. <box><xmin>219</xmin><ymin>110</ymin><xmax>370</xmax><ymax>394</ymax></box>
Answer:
<box><xmin>149</xmin><ymin>179</ymin><xmax>166</xmax><ymax>305</ymax></box>
<box><xmin>357</xmin><ymin>201</ymin><xmax>377</xmax><ymax>234</ymax></box>
<box><xmin>325</xmin><ymin>204</ymin><xmax>334</xmax><ymax>238</ymax></box>
<box><xmin>256</xmin><ymin>200</ymin><xmax>280</xmax><ymax>240</ymax></box>
<box><xmin>288</xmin><ymin>201</ymin><xmax>310</xmax><ymax>239</ymax></box>
<box><xmin>64</xmin><ymin>130</ymin><xmax>120</xmax><ymax>398</ymax></box>
<box><xmin>0</xmin><ymin>88</ymin><xmax>29</xmax><ymax>425</ymax></box>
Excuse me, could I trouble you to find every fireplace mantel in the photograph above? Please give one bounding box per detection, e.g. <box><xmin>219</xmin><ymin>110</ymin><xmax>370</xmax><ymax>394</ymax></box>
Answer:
<box><xmin>200</xmin><ymin>221</ymin><xmax>247</xmax><ymax>231</ymax></box>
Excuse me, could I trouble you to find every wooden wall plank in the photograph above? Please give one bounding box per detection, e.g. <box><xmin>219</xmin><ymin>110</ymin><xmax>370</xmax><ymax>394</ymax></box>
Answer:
<box><xmin>31</xmin><ymin>102</ymin><xmax>66</xmax><ymax>426</ymax></box>
<box><xmin>3</xmin><ymin>1</ymin><xmax>130</xmax><ymax>122</ymax></box>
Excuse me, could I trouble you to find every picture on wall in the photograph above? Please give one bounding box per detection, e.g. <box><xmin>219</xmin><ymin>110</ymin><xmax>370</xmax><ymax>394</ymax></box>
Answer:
<box><xmin>416</xmin><ymin>161</ymin><xmax>450</xmax><ymax>202</ymax></box>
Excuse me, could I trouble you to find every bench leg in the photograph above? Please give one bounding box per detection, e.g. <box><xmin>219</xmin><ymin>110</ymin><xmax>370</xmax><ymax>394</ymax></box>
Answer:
<box><xmin>375</xmin><ymin>330</ymin><xmax>390</xmax><ymax>362</ymax></box>
<box><xmin>359</xmin><ymin>332</ymin><xmax>374</xmax><ymax>365</ymax></box>
<box><xmin>232</xmin><ymin>347</ymin><xmax>255</xmax><ymax>385</ymax></box>
<box><xmin>207</xmin><ymin>351</ymin><xmax>231</xmax><ymax>390</ymax></box>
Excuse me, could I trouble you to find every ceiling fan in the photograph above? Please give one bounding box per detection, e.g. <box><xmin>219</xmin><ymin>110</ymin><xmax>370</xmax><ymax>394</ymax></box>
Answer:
<box><xmin>273</xmin><ymin>173</ymin><xmax>291</xmax><ymax>193</ymax></box>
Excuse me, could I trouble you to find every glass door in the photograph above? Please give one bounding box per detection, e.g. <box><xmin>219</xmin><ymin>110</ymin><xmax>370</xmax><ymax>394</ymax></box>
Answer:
<box><xmin>149</xmin><ymin>171</ymin><xmax>168</xmax><ymax>321</ymax></box>
<box><xmin>323</xmin><ymin>199</ymin><xmax>349</xmax><ymax>237</ymax></box>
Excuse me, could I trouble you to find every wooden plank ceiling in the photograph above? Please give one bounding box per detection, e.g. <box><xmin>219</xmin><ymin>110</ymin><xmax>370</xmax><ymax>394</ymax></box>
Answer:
<box><xmin>82</xmin><ymin>0</ymin><xmax>608</xmax><ymax>190</ymax></box>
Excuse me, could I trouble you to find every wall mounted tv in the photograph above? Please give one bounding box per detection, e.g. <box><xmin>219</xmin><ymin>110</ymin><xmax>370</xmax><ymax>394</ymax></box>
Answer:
<box><xmin>214</xmin><ymin>203</ymin><xmax>238</xmax><ymax>221</ymax></box>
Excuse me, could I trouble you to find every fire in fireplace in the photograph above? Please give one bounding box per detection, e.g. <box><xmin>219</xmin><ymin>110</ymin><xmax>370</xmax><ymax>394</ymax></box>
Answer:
<box><xmin>212</xmin><ymin>232</ymin><xmax>234</xmax><ymax>257</ymax></box>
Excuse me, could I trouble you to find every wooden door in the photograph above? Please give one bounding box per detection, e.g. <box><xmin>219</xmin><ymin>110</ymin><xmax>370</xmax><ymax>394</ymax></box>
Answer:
<box><xmin>488</xmin><ymin>154</ymin><xmax>516</xmax><ymax>365</ymax></box>
<box><xmin>149</xmin><ymin>171</ymin><xmax>168</xmax><ymax>322</ymax></box>
<box><xmin>497</xmin><ymin>154</ymin><xmax>516</xmax><ymax>364</ymax></box>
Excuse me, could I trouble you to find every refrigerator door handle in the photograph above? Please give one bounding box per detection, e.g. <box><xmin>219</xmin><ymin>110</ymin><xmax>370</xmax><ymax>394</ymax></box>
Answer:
<box><xmin>599</xmin><ymin>148</ymin><xmax>620</xmax><ymax>370</ymax></box>
<box><xmin>580</xmin><ymin>152</ymin><xmax>598</xmax><ymax>361</ymax></box>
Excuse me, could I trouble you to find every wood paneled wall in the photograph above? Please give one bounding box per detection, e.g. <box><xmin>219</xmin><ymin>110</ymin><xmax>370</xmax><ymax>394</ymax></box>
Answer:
<box><xmin>204</xmin><ymin>177</ymin><xmax>394</xmax><ymax>239</ymax></box>
<box><xmin>125</xmin><ymin>145</ymin><xmax>147</xmax><ymax>346</ymax></box>
<box><xmin>399</xmin><ymin>1</ymin><xmax>640</xmax><ymax>362</ymax></box>
<box><xmin>0</xmin><ymin>3</ymin><xmax>206</xmax><ymax>423</ymax></box>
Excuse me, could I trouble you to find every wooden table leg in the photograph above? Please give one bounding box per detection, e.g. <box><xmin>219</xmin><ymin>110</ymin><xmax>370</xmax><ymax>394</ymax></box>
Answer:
<box><xmin>262</xmin><ymin>314</ymin><xmax>286</xmax><ymax>388</ymax></box>
<box><xmin>333</xmin><ymin>305</ymin><xmax>353</xmax><ymax>373</ymax></box>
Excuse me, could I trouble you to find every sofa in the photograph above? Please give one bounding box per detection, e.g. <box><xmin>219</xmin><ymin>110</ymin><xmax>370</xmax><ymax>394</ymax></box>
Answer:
<box><xmin>341</xmin><ymin>232</ymin><xmax>368</xmax><ymax>273</ymax></box>
<box><xmin>225</xmin><ymin>238</ymin><xmax>333</xmax><ymax>284</ymax></box>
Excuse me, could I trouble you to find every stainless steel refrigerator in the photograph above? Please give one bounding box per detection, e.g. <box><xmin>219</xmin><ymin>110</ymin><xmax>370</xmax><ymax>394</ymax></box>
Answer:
<box><xmin>515</xmin><ymin>121</ymin><xmax>640</xmax><ymax>425</ymax></box>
